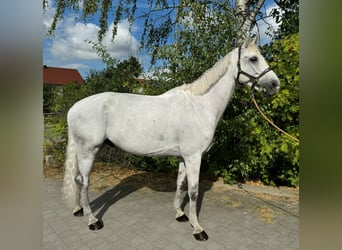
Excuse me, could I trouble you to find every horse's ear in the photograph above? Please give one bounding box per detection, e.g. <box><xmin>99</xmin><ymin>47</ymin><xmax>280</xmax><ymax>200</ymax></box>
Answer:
<box><xmin>242</xmin><ymin>38</ymin><xmax>250</xmax><ymax>48</ymax></box>
<box><xmin>250</xmin><ymin>34</ymin><xmax>260</xmax><ymax>45</ymax></box>
<box><xmin>243</xmin><ymin>36</ymin><xmax>255</xmax><ymax>48</ymax></box>
<box><xmin>242</xmin><ymin>35</ymin><xmax>259</xmax><ymax>48</ymax></box>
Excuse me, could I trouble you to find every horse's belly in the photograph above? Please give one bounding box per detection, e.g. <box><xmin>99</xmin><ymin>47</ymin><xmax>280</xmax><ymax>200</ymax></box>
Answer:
<box><xmin>104</xmin><ymin>91</ymin><xmax>211</xmax><ymax>157</ymax></box>
<box><xmin>111</xmin><ymin>134</ymin><xmax>181</xmax><ymax>157</ymax></box>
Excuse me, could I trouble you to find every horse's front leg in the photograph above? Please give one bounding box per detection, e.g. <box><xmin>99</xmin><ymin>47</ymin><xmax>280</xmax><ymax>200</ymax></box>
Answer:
<box><xmin>174</xmin><ymin>161</ymin><xmax>189</xmax><ymax>222</ymax></box>
<box><xmin>185</xmin><ymin>154</ymin><xmax>208</xmax><ymax>241</ymax></box>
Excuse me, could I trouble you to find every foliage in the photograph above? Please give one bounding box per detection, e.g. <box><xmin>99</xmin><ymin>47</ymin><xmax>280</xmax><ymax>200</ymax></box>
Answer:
<box><xmin>84</xmin><ymin>56</ymin><xmax>143</xmax><ymax>95</ymax></box>
<box><xmin>151</xmin><ymin>1</ymin><xmax>236</xmax><ymax>84</ymax></box>
<box><xmin>45</xmin><ymin>0</ymin><xmax>237</xmax><ymax>48</ymax></box>
<box><xmin>43</xmin><ymin>84</ymin><xmax>55</xmax><ymax>113</ymax></box>
<box><xmin>45</xmin><ymin>0</ymin><xmax>273</xmax><ymax>62</ymax></box>
<box><xmin>44</xmin><ymin>82</ymin><xmax>82</xmax><ymax>164</ymax></box>
<box><xmin>271</xmin><ymin>0</ymin><xmax>299</xmax><ymax>39</ymax></box>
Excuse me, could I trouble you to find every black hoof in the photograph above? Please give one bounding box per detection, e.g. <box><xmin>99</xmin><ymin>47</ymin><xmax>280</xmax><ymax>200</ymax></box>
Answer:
<box><xmin>176</xmin><ymin>214</ymin><xmax>189</xmax><ymax>222</ymax></box>
<box><xmin>73</xmin><ymin>208</ymin><xmax>84</xmax><ymax>217</ymax></box>
<box><xmin>194</xmin><ymin>231</ymin><xmax>209</xmax><ymax>241</ymax></box>
<box><xmin>89</xmin><ymin>220</ymin><xmax>104</xmax><ymax>230</ymax></box>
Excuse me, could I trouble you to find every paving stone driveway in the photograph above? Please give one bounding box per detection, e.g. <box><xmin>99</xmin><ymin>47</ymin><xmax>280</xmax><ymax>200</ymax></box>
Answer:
<box><xmin>43</xmin><ymin>177</ymin><xmax>298</xmax><ymax>250</ymax></box>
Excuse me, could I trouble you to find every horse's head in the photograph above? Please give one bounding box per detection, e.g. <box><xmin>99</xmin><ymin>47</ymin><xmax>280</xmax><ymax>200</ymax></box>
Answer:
<box><xmin>236</xmin><ymin>37</ymin><xmax>280</xmax><ymax>96</ymax></box>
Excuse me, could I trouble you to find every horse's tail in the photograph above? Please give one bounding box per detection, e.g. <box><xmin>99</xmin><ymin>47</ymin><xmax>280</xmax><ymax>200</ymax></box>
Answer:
<box><xmin>61</xmin><ymin>129</ymin><xmax>80</xmax><ymax>208</ymax></box>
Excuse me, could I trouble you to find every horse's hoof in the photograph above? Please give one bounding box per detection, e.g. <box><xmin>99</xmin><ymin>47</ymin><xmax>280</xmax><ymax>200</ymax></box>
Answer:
<box><xmin>73</xmin><ymin>208</ymin><xmax>84</xmax><ymax>217</ymax></box>
<box><xmin>176</xmin><ymin>214</ymin><xmax>189</xmax><ymax>222</ymax></box>
<box><xmin>89</xmin><ymin>220</ymin><xmax>104</xmax><ymax>230</ymax></box>
<box><xmin>194</xmin><ymin>230</ymin><xmax>209</xmax><ymax>241</ymax></box>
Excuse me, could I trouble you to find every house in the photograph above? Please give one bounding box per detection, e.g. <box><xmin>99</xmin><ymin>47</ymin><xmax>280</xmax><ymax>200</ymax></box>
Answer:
<box><xmin>43</xmin><ymin>65</ymin><xmax>84</xmax><ymax>85</ymax></box>
<box><xmin>43</xmin><ymin>65</ymin><xmax>84</xmax><ymax>113</ymax></box>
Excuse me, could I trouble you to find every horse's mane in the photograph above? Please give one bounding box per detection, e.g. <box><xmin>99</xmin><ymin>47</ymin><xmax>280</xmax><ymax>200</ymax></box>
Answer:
<box><xmin>180</xmin><ymin>51</ymin><xmax>233</xmax><ymax>95</ymax></box>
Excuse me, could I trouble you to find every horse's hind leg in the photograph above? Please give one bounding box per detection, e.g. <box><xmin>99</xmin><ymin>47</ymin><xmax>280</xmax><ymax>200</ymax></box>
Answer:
<box><xmin>174</xmin><ymin>161</ymin><xmax>189</xmax><ymax>222</ymax></box>
<box><xmin>77</xmin><ymin>146</ymin><xmax>104</xmax><ymax>230</ymax></box>
<box><xmin>72</xmin><ymin>174</ymin><xmax>83</xmax><ymax>216</ymax></box>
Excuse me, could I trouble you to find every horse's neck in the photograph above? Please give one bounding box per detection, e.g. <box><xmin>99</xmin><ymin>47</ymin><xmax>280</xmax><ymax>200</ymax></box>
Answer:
<box><xmin>201</xmin><ymin>49</ymin><xmax>238</xmax><ymax>125</ymax></box>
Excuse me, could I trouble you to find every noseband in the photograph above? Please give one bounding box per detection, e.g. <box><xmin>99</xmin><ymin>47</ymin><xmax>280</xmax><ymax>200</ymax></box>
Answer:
<box><xmin>236</xmin><ymin>45</ymin><xmax>272</xmax><ymax>91</ymax></box>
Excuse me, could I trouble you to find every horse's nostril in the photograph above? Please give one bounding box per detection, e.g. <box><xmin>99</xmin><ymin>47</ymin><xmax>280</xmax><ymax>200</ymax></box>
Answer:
<box><xmin>271</xmin><ymin>81</ymin><xmax>279</xmax><ymax>88</ymax></box>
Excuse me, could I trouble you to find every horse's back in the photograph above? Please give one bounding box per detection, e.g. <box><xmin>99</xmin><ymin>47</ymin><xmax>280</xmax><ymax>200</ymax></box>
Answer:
<box><xmin>66</xmin><ymin>90</ymin><xmax>211</xmax><ymax>156</ymax></box>
<box><xmin>66</xmin><ymin>91</ymin><xmax>170</xmax><ymax>147</ymax></box>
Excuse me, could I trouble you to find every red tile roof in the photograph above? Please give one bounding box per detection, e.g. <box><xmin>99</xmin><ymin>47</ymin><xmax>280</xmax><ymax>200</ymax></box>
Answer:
<box><xmin>43</xmin><ymin>65</ymin><xmax>84</xmax><ymax>85</ymax></box>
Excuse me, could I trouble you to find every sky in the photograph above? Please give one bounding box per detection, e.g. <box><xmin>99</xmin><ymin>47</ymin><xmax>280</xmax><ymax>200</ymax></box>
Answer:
<box><xmin>43</xmin><ymin>0</ymin><xmax>280</xmax><ymax>79</ymax></box>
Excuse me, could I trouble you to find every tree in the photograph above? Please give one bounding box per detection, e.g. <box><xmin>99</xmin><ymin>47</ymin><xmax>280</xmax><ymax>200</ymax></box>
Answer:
<box><xmin>84</xmin><ymin>57</ymin><xmax>142</xmax><ymax>95</ymax></box>
<box><xmin>45</xmin><ymin>0</ymin><xmax>269</xmax><ymax>53</ymax></box>
<box><xmin>151</xmin><ymin>1</ymin><xmax>236</xmax><ymax>86</ymax></box>
<box><xmin>235</xmin><ymin>0</ymin><xmax>265</xmax><ymax>44</ymax></box>
<box><xmin>271</xmin><ymin>0</ymin><xmax>299</xmax><ymax>39</ymax></box>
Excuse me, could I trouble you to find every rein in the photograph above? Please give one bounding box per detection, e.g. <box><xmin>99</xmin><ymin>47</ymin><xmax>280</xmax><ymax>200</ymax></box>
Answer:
<box><xmin>235</xmin><ymin>45</ymin><xmax>299</xmax><ymax>143</ymax></box>
<box><xmin>251</xmin><ymin>92</ymin><xmax>299</xmax><ymax>143</ymax></box>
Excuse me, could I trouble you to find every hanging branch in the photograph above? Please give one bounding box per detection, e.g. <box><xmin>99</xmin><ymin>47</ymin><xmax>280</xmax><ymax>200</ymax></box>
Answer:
<box><xmin>45</xmin><ymin>0</ymin><xmax>267</xmax><ymax>58</ymax></box>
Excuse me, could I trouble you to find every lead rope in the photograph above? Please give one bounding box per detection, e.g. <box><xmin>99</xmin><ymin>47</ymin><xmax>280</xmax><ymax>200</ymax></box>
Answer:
<box><xmin>251</xmin><ymin>93</ymin><xmax>299</xmax><ymax>143</ymax></box>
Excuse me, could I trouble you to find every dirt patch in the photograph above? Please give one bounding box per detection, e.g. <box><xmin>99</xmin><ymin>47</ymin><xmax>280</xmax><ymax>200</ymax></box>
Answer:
<box><xmin>43</xmin><ymin>164</ymin><xmax>64</xmax><ymax>180</ymax></box>
<box><xmin>256</xmin><ymin>206</ymin><xmax>275</xmax><ymax>223</ymax></box>
<box><xmin>43</xmin><ymin>163</ymin><xmax>179</xmax><ymax>192</ymax></box>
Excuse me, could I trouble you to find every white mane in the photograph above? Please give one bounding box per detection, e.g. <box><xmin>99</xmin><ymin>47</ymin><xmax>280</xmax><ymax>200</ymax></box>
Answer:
<box><xmin>180</xmin><ymin>51</ymin><xmax>233</xmax><ymax>95</ymax></box>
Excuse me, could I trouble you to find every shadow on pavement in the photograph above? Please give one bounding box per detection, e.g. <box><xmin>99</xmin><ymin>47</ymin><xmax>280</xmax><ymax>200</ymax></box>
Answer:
<box><xmin>90</xmin><ymin>172</ymin><xmax>213</xmax><ymax>220</ymax></box>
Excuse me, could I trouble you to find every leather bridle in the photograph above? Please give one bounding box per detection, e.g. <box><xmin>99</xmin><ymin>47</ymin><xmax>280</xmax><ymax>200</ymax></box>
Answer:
<box><xmin>236</xmin><ymin>45</ymin><xmax>272</xmax><ymax>91</ymax></box>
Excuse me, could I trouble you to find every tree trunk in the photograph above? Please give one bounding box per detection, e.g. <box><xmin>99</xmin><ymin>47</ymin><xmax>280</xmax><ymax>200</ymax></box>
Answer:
<box><xmin>235</xmin><ymin>0</ymin><xmax>265</xmax><ymax>45</ymax></box>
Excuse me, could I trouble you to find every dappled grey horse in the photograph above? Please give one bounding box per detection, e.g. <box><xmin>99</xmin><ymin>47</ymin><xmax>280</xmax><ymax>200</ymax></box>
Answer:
<box><xmin>62</xmin><ymin>37</ymin><xmax>280</xmax><ymax>241</ymax></box>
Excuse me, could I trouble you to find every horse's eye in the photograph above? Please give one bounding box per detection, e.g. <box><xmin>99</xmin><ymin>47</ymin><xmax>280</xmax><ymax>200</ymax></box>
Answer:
<box><xmin>250</xmin><ymin>56</ymin><xmax>258</xmax><ymax>62</ymax></box>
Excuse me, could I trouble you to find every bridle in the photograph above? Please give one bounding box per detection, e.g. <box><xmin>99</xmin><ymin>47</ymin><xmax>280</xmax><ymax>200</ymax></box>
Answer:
<box><xmin>236</xmin><ymin>45</ymin><xmax>272</xmax><ymax>91</ymax></box>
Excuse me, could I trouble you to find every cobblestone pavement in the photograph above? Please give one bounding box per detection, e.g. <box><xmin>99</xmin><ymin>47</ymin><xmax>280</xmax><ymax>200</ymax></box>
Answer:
<box><xmin>43</xmin><ymin>176</ymin><xmax>298</xmax><ymax>250</ymax></box>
